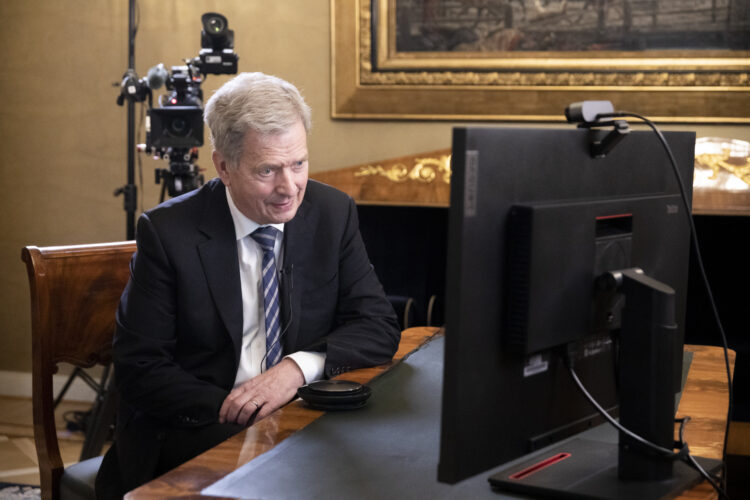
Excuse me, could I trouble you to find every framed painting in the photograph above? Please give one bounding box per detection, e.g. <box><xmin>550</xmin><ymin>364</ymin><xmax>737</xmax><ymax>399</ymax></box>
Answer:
<box><xmin>331</xmin><ymin>0</ymin><xmax>750</xmax><ymax>122</ymax></box>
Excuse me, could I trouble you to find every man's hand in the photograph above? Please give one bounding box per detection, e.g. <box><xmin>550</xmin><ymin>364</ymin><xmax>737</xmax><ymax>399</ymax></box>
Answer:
<box><xmin>219</xmin><ymin>358</ymin><xmax>305</xmax><ymax>426</ymax></box>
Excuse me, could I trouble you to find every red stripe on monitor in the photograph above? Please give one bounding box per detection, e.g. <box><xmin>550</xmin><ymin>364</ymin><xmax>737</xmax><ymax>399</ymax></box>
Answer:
<box><xmin>595</xmin><ymin>213</ymin><xmax>632</xmax><ymax>220</ymax></box>
<box><xmin>509</xmin><ymin>452</ymin><xmax>572</xmax><ymax>480</ymax></box>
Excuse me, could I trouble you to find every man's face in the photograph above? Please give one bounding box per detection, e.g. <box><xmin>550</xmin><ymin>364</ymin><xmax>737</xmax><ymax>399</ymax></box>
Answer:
<box><xmin>214</xmin><ymin>119</ymin><xmax>308</xmax><ymax>225</ymax></box>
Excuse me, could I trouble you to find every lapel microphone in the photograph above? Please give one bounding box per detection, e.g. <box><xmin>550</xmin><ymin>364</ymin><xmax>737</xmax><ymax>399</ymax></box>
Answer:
<box><xmin>279</xmin><ymin>264</ymin><xmax>294</xmax><ymax>290</ymax></box>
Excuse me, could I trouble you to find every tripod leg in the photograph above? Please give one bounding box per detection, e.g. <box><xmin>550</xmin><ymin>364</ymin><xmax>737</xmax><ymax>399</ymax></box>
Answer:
<box><xmin>54</xmin><ymin>367</ymin><xmax>82</xmax><ymax>409</ymax></box>
<box><xmin>79</xmin><ymin>365</ymin><xmax>117</xmax><ymax>460</ymax></box>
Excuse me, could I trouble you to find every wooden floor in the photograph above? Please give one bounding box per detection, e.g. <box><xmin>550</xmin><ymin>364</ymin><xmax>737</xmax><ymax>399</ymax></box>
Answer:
<box><xmin>0</xmin><ymin>395</ymin><xmax>92</xmax><ymax>486</ymax></box>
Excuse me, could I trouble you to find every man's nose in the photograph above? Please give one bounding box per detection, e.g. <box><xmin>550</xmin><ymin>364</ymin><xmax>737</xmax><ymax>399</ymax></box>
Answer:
<box><xmin>275</xmin><ymin>167</ymin><xmax>296</xmax><ymax>194</ymax></box>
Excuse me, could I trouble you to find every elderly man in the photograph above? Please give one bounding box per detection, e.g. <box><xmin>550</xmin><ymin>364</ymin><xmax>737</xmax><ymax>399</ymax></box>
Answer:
<box><xmin>96</xmin><ymin>72</ymin><xmax>400</xmax><ymax>498</ymax></box>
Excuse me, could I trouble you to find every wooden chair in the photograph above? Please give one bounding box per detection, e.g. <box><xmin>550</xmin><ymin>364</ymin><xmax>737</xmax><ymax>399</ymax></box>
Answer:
<box><xmin>22</xmin><ymin>241</ymin><xmax>136</xmax><ymax>500</ymax></box>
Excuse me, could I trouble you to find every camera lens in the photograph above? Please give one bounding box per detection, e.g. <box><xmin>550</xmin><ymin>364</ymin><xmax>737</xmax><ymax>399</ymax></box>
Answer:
<box><xmin>207</xmin><ymin>16</ymin><xmax>224</xmax><ymax>33</ymax></box>
<box><xmin>169</xmin><ymin>118</ymin><xmax>188</xmax><ymax>136</ymax></box>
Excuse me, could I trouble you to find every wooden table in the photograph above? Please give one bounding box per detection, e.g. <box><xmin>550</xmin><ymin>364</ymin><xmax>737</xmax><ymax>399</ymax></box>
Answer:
<box><xmin>674</xmin><ymin>345</ymin><xmax>735</xmax><ymax>500</ymax></box>
<box><xmin>126</xmin><ymin>329</ymin><xmax>734</xmax><ymax>500</ymax></box>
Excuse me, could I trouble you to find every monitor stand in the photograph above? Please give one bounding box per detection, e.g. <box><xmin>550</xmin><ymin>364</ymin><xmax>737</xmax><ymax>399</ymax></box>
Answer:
<box><xmin>488</xmin><ymin>438</ymin><xmax>721</xmax><ymax>500</ymax></box>
<box><xmin>491</xmin><ymin>269</ymin><xmax>723</xmax><ymax>498</ymax></box>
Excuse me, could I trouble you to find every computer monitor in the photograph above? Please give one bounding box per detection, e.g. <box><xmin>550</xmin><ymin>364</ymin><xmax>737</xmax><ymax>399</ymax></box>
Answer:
<box><xmin>438</xmin><ymin>125</ymin><xmax>699</xmax><ymax>494</ymax></box>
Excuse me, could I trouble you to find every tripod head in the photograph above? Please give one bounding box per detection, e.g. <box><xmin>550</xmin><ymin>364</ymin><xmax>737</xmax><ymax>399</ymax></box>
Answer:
<box><xmin>152</xmin><ymin>147</ymin><xmax>205</xmax><ymax>201</ymax></box>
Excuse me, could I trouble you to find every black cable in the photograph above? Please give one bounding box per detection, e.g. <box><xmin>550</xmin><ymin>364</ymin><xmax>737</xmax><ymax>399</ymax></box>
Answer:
<box><xmin>134</xmin><ymin>0</ymin><xmax>141</xmax><ymax>217</ymax></box>
<box><xmin>687</xmin><ymin>454</ymin><xmax>725</xmax><ymax>498</ymax></box>
<box><xmin>605</xmin><ymin>111</ymin><xmax>735</xmax><ymax>484</ymax></box>
<box><xmin>567</xmin><ymin>363</ymin><xmax>729</xmax><ymax>499</ymax></box>
<box><xmin>567</xmin><ymin>361</ymin><xmax>677</xmax><ymax>458</ymax></box>
<box><xmin>137</xmin><ymin>102</ymin><xmax>145</xmax><ymax>215</ymax></box>
<box><xmin>676</xmin><ymin>418</ymin><xmax>725</xmax><ymax>496</ymax></box>
<box><xmin>133</xmin><ymin>0</ymin><xmax>140</xmax><ymax>38</ymax></box>
<box><xmin>260</xmin><ymin>266</ymin><xmax>294</xmax><ymax>373</ymax></box>
<box><xmin>63</xmin><ymin>409</ymin><xmax>91</xmax><ymax>433</ymax></box>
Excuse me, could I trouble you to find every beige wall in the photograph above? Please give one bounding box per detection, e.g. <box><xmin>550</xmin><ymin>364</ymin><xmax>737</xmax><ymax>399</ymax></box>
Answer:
<box><xmin>1</xmin><ymin>1</ymin><xmax>747</xmax><ymax>373</ymax></box>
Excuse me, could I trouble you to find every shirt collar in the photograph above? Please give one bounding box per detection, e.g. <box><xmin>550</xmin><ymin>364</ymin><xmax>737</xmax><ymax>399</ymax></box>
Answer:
<box><xmin>225</xmin><ymin>187</ymin><xmax>285</xmax><ymax>241</ymax></box>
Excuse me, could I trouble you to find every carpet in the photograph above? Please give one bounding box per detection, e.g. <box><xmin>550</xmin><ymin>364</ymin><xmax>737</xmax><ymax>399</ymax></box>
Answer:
<box><xmin>0</xmin><ymin>483</ymin><xmax>40</xmax><ymax>500</ymax></box>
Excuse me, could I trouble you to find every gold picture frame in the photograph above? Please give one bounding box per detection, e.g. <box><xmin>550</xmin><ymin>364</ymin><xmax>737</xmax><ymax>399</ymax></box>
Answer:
<box><xmin>331</xmin><ymin>0</ymin><xmax>750</xmax><ymax>122</ymax></box>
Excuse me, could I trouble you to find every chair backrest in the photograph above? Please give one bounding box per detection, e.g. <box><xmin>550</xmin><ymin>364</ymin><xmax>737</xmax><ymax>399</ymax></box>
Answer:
<box><xmin>22</xmin><ymin>241</ymin><xmax>136</xmax><ymax>500</ymax></box>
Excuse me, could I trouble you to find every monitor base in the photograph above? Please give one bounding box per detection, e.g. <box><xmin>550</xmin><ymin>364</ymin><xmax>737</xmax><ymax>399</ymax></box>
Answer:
<box><xmin>488</xmin><ymin>438</ymin><xmax>721</xmax><ymax>500</ymax></box>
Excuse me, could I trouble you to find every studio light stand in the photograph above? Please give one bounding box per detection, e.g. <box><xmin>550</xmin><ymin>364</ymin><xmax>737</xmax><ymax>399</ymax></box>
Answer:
<box><xmin>114</xmin><ymin>0</ymin><xmax>142</xmax><ymax>241</ymax></box>
<box><xmin>56</xmin><ymin>0</ymin><xmax>142</xmax><ymax>461</ymax></box>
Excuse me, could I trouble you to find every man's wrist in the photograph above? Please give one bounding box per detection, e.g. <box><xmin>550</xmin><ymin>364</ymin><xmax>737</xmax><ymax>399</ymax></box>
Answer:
<box><xmin>284</xmin><ymin>351</ymin><xmax>326</xmax><ymax>384</ymax></box>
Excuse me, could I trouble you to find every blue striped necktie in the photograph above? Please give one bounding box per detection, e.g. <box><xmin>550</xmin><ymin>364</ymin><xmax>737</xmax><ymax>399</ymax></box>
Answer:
<box><xmin>250</xmin><ymin>226</ymin><xmax>283</xmax><ymax>368</ymax></box>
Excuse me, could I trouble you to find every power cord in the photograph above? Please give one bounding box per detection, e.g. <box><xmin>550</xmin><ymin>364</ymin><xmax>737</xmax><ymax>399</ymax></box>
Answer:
<box><xmin>563</xmin><ymin>104</ymin><xmax>733</xmax><ymax>498</ymax></box>
<box><xmin>604</xmin><ymin>111</ymin><xmax>735</xmax><ymax>487</ymax></box>
<box><xmin>566</xmin><ymin>355</ymin><xmax>727</xmax><ymax>499</ymax></box>
<box><xmin>63</xmin><ymin>409</ymin><xmax>91</xmax><ymax>433</ymax></box>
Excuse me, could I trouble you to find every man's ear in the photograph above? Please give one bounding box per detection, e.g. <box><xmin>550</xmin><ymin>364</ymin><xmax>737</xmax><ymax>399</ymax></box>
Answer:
<box><xmin>213</xmin><ymin>150</ymin><xmax>230</xmax><ymax>185</ymax></box>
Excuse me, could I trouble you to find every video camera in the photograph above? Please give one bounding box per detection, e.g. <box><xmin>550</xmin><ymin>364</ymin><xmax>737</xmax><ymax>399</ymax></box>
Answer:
<box><xmin>118</xmin><ymin>12</ymin><xmax>238</xmax><ymax>199</ymax></box>
<box><xmin>148</xmin><ymin>12</ymin><xmax>238</xmax><ymax>151</ymax></box>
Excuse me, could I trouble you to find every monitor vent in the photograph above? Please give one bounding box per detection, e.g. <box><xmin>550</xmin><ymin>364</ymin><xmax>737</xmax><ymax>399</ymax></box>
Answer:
<box><xmin>504</xmin><ymin>206</ymin><xmax>532</xmax><ymax>353</ymax></box>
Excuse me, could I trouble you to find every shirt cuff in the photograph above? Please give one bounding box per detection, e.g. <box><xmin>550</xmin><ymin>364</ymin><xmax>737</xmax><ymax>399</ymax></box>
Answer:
<box><xmin>285</xmin><ymin>351</ymin><xmax>327</xmax><ymax>384</ymax></box>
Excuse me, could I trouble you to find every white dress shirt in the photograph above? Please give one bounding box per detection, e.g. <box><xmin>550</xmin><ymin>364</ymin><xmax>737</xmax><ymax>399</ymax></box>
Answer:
<box><xmin>225</xmin><ymin>190</ymin><xmax>326</xmax><ymax>387</ymax></box>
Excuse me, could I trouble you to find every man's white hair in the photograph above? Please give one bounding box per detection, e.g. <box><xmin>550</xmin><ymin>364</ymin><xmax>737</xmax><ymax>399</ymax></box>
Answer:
<box><xmin>204</xmin><ymin>72</ymin><xmax>312</xmax><ymax>169</ymax></box>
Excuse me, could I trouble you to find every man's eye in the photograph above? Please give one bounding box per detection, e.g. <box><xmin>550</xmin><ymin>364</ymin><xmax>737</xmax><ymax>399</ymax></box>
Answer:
<box><xmin>293</xmin><ymin>161</ymin><xmax>306</xmax><ymax>170</ymax></box>
<box><xmin>258</xmin><ymin>167</ymin><xmax>273</xmax><ymax>176</ymax></box>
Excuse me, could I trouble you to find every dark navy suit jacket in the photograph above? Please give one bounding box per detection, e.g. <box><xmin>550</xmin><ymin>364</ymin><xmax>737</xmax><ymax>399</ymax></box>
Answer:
<box><xmin>103</xmin><ymin>178</ymin><xmax>400</xmax><ymax>490</ymax></box>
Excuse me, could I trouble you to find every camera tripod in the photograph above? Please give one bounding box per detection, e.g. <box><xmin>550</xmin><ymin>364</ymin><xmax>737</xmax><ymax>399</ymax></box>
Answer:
<box><xmin>154</xmin><ymin>147</ymin><xmax>205</xmax><ymax>203</ymax></box>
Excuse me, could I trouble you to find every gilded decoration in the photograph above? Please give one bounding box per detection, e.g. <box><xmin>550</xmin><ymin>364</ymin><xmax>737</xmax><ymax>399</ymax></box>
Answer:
<box><xmin>349</xmin><ymin>138</ymin><xmax>750</xmax><ymax>200</ymax></box>
<box><xmin>694</xmin><ymin>138</ymin><xmax>750</xmax><ymax>189</ymax></box>
<box><xmin>356</xmin><ymin>155</ymin><xmax>452</xmax><ymax>184</ymax></box>
<box><xmin>360</xmin><ymin>1</ymin><xmax>749</xmax><ymax>87</ymax></box>
<box><xmin>332</xmin><ymin>0</ymin><xmax>750</xmax><ymax>121</ymax></box>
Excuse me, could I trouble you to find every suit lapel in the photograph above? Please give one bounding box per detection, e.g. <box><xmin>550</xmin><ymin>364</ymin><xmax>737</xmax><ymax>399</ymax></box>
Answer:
<box><xmin>196</xmin><ymin>181</ymin><xmax>244</xmax><ymax>364</ymax></box>
<box><xmin>281</xmin><ymin>196</ymin><xmax>314</xmax><ymax>353</ymax></box>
